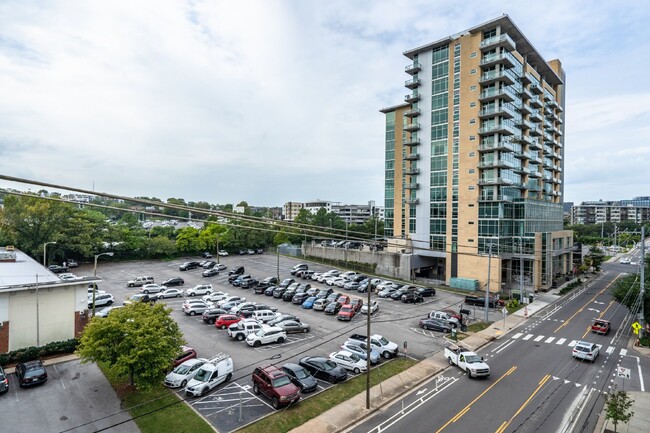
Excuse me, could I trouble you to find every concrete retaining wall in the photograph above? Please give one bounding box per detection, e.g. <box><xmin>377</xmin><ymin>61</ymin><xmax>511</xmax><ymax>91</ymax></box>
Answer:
<box><xmin>304</xmin><ymin>244</ymin><xmax>412</xmax><ymax>280</ymax></box>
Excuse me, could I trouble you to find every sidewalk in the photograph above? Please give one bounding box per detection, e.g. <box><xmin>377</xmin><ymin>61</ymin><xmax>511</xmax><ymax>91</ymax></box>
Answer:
<box><xmin>289</xmin><ymin>296</ymin><xmax>554</xmax><ymax>433</ymax></box>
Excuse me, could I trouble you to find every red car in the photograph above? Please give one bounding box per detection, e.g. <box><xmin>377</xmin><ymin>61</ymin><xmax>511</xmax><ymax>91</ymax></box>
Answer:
<box><xmin>591</xmin><ymin>319</ymin><xmax>611</xmax><ymax>335</ymax></box>
<box><xmin>173</xmin><ymin>346</ymin><xmax>197</xmax><ymax>367</ymax></box>
<box><xmin>337</xmin><ymin>304</ymin><xmax>356</xmax><ymax>321</ymax></box>
<box><xmin>215</xmin><ymin>314</ymin><xmax>241</xmax><ymax>330</ymax></box>
<box><xmin>349</xmin><ymin>299</ymin><xmax>363</xmax><ymax>314</ymax></box>
<box><xmin>337</xmin><ymin>295</ymin><xmax>351</xmax><ymax>305</ymax></box>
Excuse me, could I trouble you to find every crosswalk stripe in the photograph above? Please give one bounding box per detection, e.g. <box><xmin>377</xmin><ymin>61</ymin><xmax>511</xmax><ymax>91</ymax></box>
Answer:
<box><xmin>534</xmin><ymin>335</ymin><xmax>545</xmax><ymax>342</ymax></box>
<box><xmin>606</xmin><ymin>346</ymin><xmax>615</xmax><ymax>354</ymax></box>
<box><xmin>545</xmin><ymin>337</ymin><xmax>556</xmax><ymax>344</ymax></box>
<box><xmin>556</xmin><ymin>338</ymin><xmax>566</xmax><ymax>345</ymax></box>
<box><xmin>523</xmin><ymin>334</ymin><xmax>533</xmax><ymax>341</ymax></box>
<box><xmin>568</xmin><ymin>340</ymin><xmax>577</xmax><ymax>347</ymax></box>
<box><xmin>512</xmin><ymin>333</ymin><xmax>523</xmax><ymax>339</ymax></box>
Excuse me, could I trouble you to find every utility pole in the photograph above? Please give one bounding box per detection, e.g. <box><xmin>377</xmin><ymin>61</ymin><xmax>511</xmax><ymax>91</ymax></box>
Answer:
<box><xmin>640</xmin><ymin>226</ymin><xmax>645</xmax><ymax>338</ymax></box>
<box><xmin>485</xmin><ymin>243</ymin><xmax>492</xmax><ymax>323</ymax></box>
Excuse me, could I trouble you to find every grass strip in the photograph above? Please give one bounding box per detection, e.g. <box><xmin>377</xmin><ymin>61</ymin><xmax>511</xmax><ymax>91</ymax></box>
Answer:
<box><xmin>98</xmin><ymin>363</ymin><xmax>214</xmax><ymax>433</ymax></box>
<box><xmin>237</xmin><ymin>357</ymin><xmax>417</xmax><ymax>433</ymax></box>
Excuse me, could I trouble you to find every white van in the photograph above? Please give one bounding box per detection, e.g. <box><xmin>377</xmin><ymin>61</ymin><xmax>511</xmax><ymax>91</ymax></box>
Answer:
<box><xmin>184</xmin><ymin>353</ymin><xmax>233</xmax><ymax>397</ymax></box>
<box><xmin>253</xmin><ymin>310</ymin><xmax>278</xmax><ymax>323</ymax></box>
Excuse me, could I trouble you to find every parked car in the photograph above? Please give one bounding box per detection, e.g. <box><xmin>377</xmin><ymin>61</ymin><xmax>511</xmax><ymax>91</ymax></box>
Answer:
<box><xmin>329</xmin><ymin>350</ymin><xmax>367</xmax><ymax>374</ymax></box>
<box><xmin>349</xmin><ymin>299</ymin><xmax>363</xmax><ymax>313</ymax></box>
<box><xmin>324</xmin><ymin>301</ymin><xmax>342</xmax><ymax>315</ymax></box>
<box><xmin>246</xmin><ymin>327</ymin><xmax>287</xmax><ymax>347</ymax></box>
<box><xmin>47</xmin><ymin>264</ymin><xmax>68</xmax><ymax>274</ymax></box>
<box><xmin>154</xmin><ymin>288</ymin><xmax>183</xmax><ymax>299</ymax></box>
<box><xmin>140</xmin><ymin>284</ymin><xmax>166</xmax><ymax>294</ymax></box>
<box><xmin>232</xmin><ymin>275</ymin><xmax>252</xmax><ymax>287</ymax></box>
<box><xmin>95</xmin><ymin>305</ymin><xmax>123</xmax><ymax>318</ymax></box>
<box><xmin>240</xmin><ymin>278</ymin><xmax>259</xmax><ymax>289</ymax></box>
<box><xmin>292</xmin><ymin>292</ymin><xmax>310</xmax><ymax>305</ymax></box>
<box><xmin>186</xmin><ymin>284</ymin><xmax>213</xmax><ymax>297</ymax></box>
<box><xmin>337</xmin><ymin>304</ymin><xmax>356</xmax><ymax>321</ymax></box>
<box><xmin>0</xmin><ymin>365</ymin><xmax>8</xmax><ymax>393</ymax></box>
<box><xmin>401</xmin><ymin>291</ymin><xmax>424</xmax><ymax>304</ymax></box>
<box><xmin>203</xmin><ymin>291</ymin><xmax>229</xmax><ymax>303</ymax></box>
<box><xmin>88</xmin><ymin>293</ymin><xmax>114</xmax><ymax>308</ymax></box>
<box><xmin>228</xmin><ymin>266</ymin><xmax>245</xmax><ymax>276</ymax></box>
<box><xmin>268</xmin><ymin>314</ymin><xmax>301</xmax><ymax>327</ymax></box>
<box><xmin>313</xmin><ymin>298</ymin><xmax>329</xmax><ymax>311</ymax></box>
<box><xmin>215</xmin><ymin>314</ymin><xmax>242</xmax><ymax>329</ymax></box>
<box><xmin>429</xmin><ymin>311</ymin><xmax>460</xmax><ymax>327</ymax></box>
<box><xmin>263</xmin><ymin>286</ymin><xmax>277</xmax><ymax>296</ymax></box>
<box><xmin>377</xmin><ymin>287</ymin><xmax>398</xmax><ymax>298</ymax></box>
<box><xmin>162</xmin><ymin>277</ymin><xmax>184</xmax><ymax>287</ymax></box>
<box><xmin>218</xmin><ymin>250</ymin><xmax>229</xmax><ymax>256</ymax></box>
<box><xmin>361</xmin><ymin>300</ymin><xmax>379</xmax><ymax>315</ymax></box>
<box><xmin>340</xmin><ymin>341</ymin><xmax>380</xmax><ymax>365</ymax></box>
<box><xmin>272</xmin><ymin>286</ymin><xmax>287</xmax><ymax>298</ymax></box>
<box><xmin>126</xmin><ymin>276</ymin><xmax>154</xmax><ymax>287</ymax></box>
<box><xmin>179</xmin><ymin>261</ymin><xmax>201</xmax><ymax>271</ymax></box>
<box><xmin>66</xmin><ymin>259</ymin><xmax>79</xmax><ymax>268</ymax></box>
<box><xmin>202</xmin><ymin>268</ymin><xmax>220</xmax><ymax>277</ymax></box>
<box><xmin>281</xmin><ymin>363</ymin><xmax>317</xmax><ymax>393</ymax></box>
<box><xmin>464</xmin><ymin>295</ymin><xmax>503</xmax><ymax>308</ymax></box>
<box><xmin>299</xmin><ymin>356</ymin><xmax>347</xmax><ymax>383</ymax></box>
<box><xmin>301</xmin><ymin>296</ymin><xmax>317</xmax><ymax>309</ymax></box>
<box><xmin>276</xmin><ymin>320</ymin><xmax>310</xmax><ymax>334</ymax></box>
<box><xmin>184</xmin><ymin>354</ymin><xmax>233</xmax><ymax>397</ymax></box>
<box><xmin>416</xmin><ymin>287</ymin><xmax>436</xmax><ymax>297</ymax></box>
<box><xmin>123</xmin><ymin>294</ymin><xmax>155</xmax><ymax>305</ymax></box>
<box><xmin>202</xmin><ymin>308</ymin><xmax>228</xmax><ymax>325</ymax></box>
<box><xmin>419</xmin><ymin>318</ymin><xmax>452</xmax><ymax>333</ymax></box>
<box><xmin>202</xmin><ymin>252</ymin><xmax>213</xmax><ymax>258</ymax></box>
<box><xmin>202</xmin><ymin>261</ymin><xmax>216</xmax><ymax>269</ymax></box>
<box><xmin>165</xmin><ymin>358</ymin><xmax>207</xmax><ymax>388</ymax></box>
<box><xmin>279</xmin><ymin>278</ymin><xmax>295</xmax><ymax>288</ymax></box>
<box><xmin>183</xmin><ymin>301</ymin><xmax>210</xmax><ymax>316</ymax></box>
<box><xmin>290</xmin><ymin>264</ymin><xmax>308</xmax><ymax>275</ymax></box>
<box><xmin>252</xmin><ymin>365</ymin><xmax>301</xmax><ymax>409</ymax></box>
<box><xmin>217</xmin><ymin>296</ymin><xmax>246</xmax><ymax>307</ymax></box>
<box><xmin>15</xmin><ymin>360</ymin><xmax>48</xmax><ymax>387</ymax></box>
<box><xmin>261</xmin><ymin>276</ymin><xmax>279</xmax><ymax>286</ymax></box>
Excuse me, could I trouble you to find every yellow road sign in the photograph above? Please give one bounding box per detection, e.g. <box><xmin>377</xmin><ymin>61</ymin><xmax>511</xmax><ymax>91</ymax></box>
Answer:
<box><xmin>631</xmin><ymin>321</ymin><xmax>642</xmax><ymax>335</ymax></box>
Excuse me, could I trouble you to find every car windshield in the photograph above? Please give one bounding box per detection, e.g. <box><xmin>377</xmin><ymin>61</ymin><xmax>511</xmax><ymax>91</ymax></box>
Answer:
<box><xmin>272</xmin><ymin>376</ymin><xmax>291</xmax><ymax>387</ymax></box>
<box><xmin>294</xmin><ymin>368</ymin><xmax>309</xmax><ymax>379</ymax></box>
<box><xmin>25</xmin><ymin>367</ymin><xmax>45</xmax><ymax>378</ymax></box>
<box><xmin>323</xmin><ymin>360</ymin><xmax>336</xmax><ymax>370</ymax></box>
<box><xmin>575</xmin><ymin>346</ymin><xmax>589</xmax><ymax>353</ymax></box>
<box><xmin>173</xmin><ymin>364</ymin><xmax>192</xmax><ymax>374</ymax></box>
<box><xmin>465</xmin><ymin>355</ymin><xmax>483</xmax><ymax>364</ymax></box>
<box><xmin>193</xmin><ymin>368</ymin><xmax>210</xmax><ymax>382</ymax></box>
<box><xmin>377</xmin><ymin>337</ymin><xmax>389</xmax><ymax>345</ymax></box>
<box><xmin>349</xmin><ymin>353</ymin><xmax>361</xmax><ymax>362</ymax></box>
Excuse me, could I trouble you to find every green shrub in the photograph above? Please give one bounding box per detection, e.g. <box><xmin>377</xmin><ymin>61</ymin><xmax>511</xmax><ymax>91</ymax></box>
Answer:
<box><xmin>0</xmin><ymin>338</ymin><xmax>79</xmax><ymax>367</ymax></box>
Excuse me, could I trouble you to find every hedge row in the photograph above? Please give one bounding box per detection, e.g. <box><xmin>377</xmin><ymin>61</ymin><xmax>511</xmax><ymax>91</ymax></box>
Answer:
<box><xmin>0</xmin><ymin>339</ymin><xmax>79</xmax><ymax>367</ymax></box>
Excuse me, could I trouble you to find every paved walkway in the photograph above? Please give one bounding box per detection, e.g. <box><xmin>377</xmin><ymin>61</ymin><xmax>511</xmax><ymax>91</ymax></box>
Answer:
<box><xmin>289</xmin><ymin>279</ymin><xmax>649</xmax><ymax>433</ymax></box>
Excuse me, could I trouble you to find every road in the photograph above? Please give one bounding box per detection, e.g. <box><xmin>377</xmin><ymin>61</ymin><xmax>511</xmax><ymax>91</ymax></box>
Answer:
<box><xmin>347</xmin><ymin>266</ymin><xmax>648</xmax><ymax>433</ymax></box>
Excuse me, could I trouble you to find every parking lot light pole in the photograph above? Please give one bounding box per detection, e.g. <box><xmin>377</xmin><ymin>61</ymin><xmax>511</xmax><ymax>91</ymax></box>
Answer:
<box><xmin>43</xmin><ymin>241</ymin><xmax>56</xmax><ymax>267</ymax></box>
<box><xmin>92</xmin><ymin>252</ymin><xmax>114</xmax><ymax>316</ymax></box>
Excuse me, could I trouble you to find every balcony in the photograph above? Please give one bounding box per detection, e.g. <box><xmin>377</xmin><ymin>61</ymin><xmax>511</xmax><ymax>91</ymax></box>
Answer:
<box><xmin>480</xmin><ymin>52</ymin><xmax>516</xmax><ymax>68</ymax></box>
<box><xmin>530</xmin><ymin>97</ymin><xmax>543</xmax><ymax>108</ymax></box>
<box><xmin>405</xmin><ymin>183</ymin><xmax>419</xmax><ymax>190</ymax></box>
<box><xmin>530</xmin><ymin>110</ymin><xmax>543</xmax><ymax>123</ymax></box>
<box><xmin>478</xmin><ymin>177</ymin><xmax>515</xmax><ymax>186</ymax></box>
<box><xmin>515</xmin><ymin>118</ymin><xmax>533</xmax><ymax>130</ymax></box>
<box><xmin>479</xmin><ymin>86</ymin><xmax>517</xmax><ymax>102</ymax></box>
<box><xmin>530</xmin><ymin>84</ymin><xmax>543</xmax><ymax>95</ymax></box>
<box><xmin>529</xmin><ymin>170</ymin><xmax>542</xmax><ymax>178</ymax></box>
<box><xmin>407</xmin><ymin>198</ymin><xmax>420</xmax><ymax>205</ymax></box>
<box><xmin>478</xmin><ymin>103</ymin><xmax>517</xmax><ymax>119</ymax></box>
<box><xmin>403</xmin><ymin>122</ymin><xmax>420</xmax><ymax>132</ymax></box>
<box><xmin>528</xmin><ymin>138</ymin><xmax>542</xmax><ymax>150</ymax></box>
<box><xmin>543</xmin><ymin>91</ymin><xmax>553</xmax><ymax>102</ymax></box>
<box><xmin>405</xmin><ymin>78</ymin><xmax>421</xmax><ymax>89</ymax></box>
<box><xmin>403</xmin><ymin>137</ymin><xmax>420</xmax><ymax>146</ymax></box>
<box><xmin>478</xmin><ymin>122</ymin><xmax>517</xmax><ymax>136</ymax></box>
<box><xmin>478</xmin><ymin>140</ymin><xmax>516</xmax><ymax>153</ymax></box>
<box><xmin>479</xmin><ymin>68</ymin><xmax>518</xmax><ymax>86</ymax></box>
<box><xmin>480</xmin><ymin>33</ymin><xmax>516</xmax><ymax>52</ymax></box>
<box><xmin>404</xmin><ymin>93</ymin><xmax>420</xmax><ymax>103</ymax></box>
<box><xmin>478</xmin><ymin>159</ymin><xmax>512</xmax><ymax>169</ymax></box>
<box><xmin>529</xmin><ymin>154</ymin><xmax>542</xmax><ymax>164</ymax></box>
<box><xmin>404</xmin><ymin>108</ymin><xmax>421</xmax><ymax>118</ymax></box>
<box><xmin>404</xmin><ymin>153</ymin><xmax>420</xmax><ymax>161</ymax></box>
<box><xmin>405</xmin><ymin>62</ymin><xmax>421</xmax><ymax>75</ymax></box>
<box><xmin>529</xmin><ymin>126</ymin><xmax>542</xmax><ymax>136</ymax></box>
<box><xmin>404</xmin><ymin>168</ymin><xmax>420</xmax><ymax>175</ymax></box>
<box><xmin>519</xmin><ymin>86</ymin><xmax>533</xmax><ymax>100</ymax></box>
<box><xmin>519</xmin><ymin>102</ymin><xmax>532</xmax><ymax>115</ymax></box>
<box><xmin>479</xmin><ymin>194</ymin><xmax>513</xmax><ymax>202</ymax></box>
<box><xmin>515</xmin><ymin>151</ymin><xmax>531</xmax><ymax>160</ymax></box>
<box><xmin>519</xmin><ymin>72</ymin><xmax>532</xmax><ymax>84</ymax></box>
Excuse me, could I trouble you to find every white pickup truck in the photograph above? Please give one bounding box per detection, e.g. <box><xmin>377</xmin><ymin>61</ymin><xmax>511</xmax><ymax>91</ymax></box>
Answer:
<box><xmin>444</xmin><ymin>344</ymin><xmax>490</xmax><ymax>378</ymax></box>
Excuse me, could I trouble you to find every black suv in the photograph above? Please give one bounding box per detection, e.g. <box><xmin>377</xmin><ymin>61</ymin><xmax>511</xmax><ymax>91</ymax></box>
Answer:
<box><xmin>15</xmin><ymin>360</ymin><xmax>48</xmax><ymax>387</ymax></box>
<box><xmin>228</xmin><ymin>266</ymin><xmax>245</xmax><ymax>276</ymax></box>
<box><xmin>179</xmin><ymin>262</ymin><xmax>201</xmax><ymax>271</ymax></box>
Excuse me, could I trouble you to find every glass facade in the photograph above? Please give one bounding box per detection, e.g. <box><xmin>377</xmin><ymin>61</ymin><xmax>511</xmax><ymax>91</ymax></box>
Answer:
<box><xmin>384</xmin><ymin>111</ymin><xmax>395</xmax><ymax>237</ymax></box>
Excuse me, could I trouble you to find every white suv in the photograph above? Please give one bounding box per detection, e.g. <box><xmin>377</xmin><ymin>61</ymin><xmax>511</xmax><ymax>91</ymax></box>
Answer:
<box><xmin>186</xmin><ymin>284</ymin><xmax>213</xmax><ymax>297</ymax></box>
<box><xmin>246</xmin><ymin>327</ymin><xmax>287</xmax><ymax>347</ymax></box>
<box><xmin>88</xmin><ymin>293</ymin><xmax>114</xmax><ymax>308</ymax></box>
<box><xmin>572</xmin><ymin>341</ymin><xmax>600</xmax><ymax>362</ymax></box>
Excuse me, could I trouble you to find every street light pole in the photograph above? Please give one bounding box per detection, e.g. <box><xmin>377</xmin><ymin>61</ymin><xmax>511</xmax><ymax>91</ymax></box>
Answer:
<box><xmin>92</xmin><ymin>252</ymin><xmax>114</xmax><ymax>316</ymax></box>
<box><xmin>485</xmin><ymin>243</ymin><xmax>493</xmax><ymax>323</ymax></box>
<box><xmin>43</xmin><ymin>241</ymin><xmax>57</xmax><ymax>267</ymax></box>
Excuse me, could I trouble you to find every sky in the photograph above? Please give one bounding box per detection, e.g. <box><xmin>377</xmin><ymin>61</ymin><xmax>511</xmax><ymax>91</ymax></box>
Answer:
<box><xmin>0</xmin><ymin>0</ymin><xmax>649</xmax><ymax>207</ymax></box>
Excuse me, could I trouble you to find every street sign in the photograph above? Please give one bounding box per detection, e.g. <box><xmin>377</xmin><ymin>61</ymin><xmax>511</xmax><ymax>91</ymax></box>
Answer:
<box><xmin>501</xmin><ymin>307</ymin><xmax>508</xmax><ymax>315</ymax></box>
<box><xmin>632</xmin><ymin>322</ymin><xmax>642</xmax><ymax>335</ymax></box>
<box><xmin>617</xmin><ymin>366</ymin><xmax>631</xmax><ymax>379</ymax></box>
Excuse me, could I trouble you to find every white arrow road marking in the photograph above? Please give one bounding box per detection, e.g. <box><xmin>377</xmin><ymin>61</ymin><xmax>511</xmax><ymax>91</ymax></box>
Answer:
<box><xmin>553</xmin><ymin>376</ymin><xmax>560</xmax><ymax>380</ymax></box>
<box><xmin>417</xmin><ymin>388</ymin><xmax>427</xmax><ymax>395</ymax></box>
<box><xmin>587</xmin><ymin>308</ymin><xmax>601</xmax><ymax>313</ymax></box>
<box><xmin>594</xmin><ymin>301</ymin><xmax>605</xmax><ymax>305</ymax></box>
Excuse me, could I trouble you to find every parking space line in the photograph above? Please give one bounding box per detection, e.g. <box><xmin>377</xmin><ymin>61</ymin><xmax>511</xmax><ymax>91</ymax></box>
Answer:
<box><xmin>53</xmin><ymin>364</ymin><xmax>65</xmax><ymax>389</ymax></box>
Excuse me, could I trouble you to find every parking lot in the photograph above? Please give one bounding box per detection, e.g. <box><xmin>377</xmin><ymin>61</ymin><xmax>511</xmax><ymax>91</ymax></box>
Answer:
<box><xmin>1</xmin><ymin>359</ymin><xmax>138</xmax><ymax>433</ymax></box>
<box><xmin>81</xmin><ymin>253</ymin><xmax>504</xmax><ymax>432</ymax></box>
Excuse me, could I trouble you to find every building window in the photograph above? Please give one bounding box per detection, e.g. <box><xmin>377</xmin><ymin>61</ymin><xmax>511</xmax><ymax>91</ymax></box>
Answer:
<box><xmin>469</xmin><ymin>221</ymin><xmax>475</xmax><ymax>224</ymax></box>
<box><xmin>470</xmin><ymin>102</ymin><xmax>476</xmax><ymax>107</ymax></box>
<box><xmin>470</xmin><ymin>68</ymin><xmax>477</xmax><ymax>74</ymax></box>
<box><xmin>469</xmin><ymin>135</ymin><xmax>476</xmax><ymax>140</ymax></box>
<box><xmin>468</xmin><ymin>186</ymin><xmax>475</xmax><ymax>190</ymax></box>
<box><xmin>470</xmin><ymin>85</ymin><xmax>477</xmax><ymax>91</ymax></box>
<box><xmin>469</xmin><ymin>169</ymin><xmax>475</xmax><ymax>174</ymax></box>
<box><xmin>470</xmin><ymin>52</ymin><xmax>477</xmax><ymax>58</ymax></box>
<box><xmin>469</xmin><ymin>152</ymin><xmax>475</xmax><ymax>157</ymax></box>
<box><xmin>468</xmin><ymin>203</ymin><xmax>475</xmax><ymax>207</ymax></box>
<box><xmin>468</xmin><ymin>239</ymin><xmax>474</xmax><ymax>242</ymax></box>
<box><xmin>469</xmin><ymin>119</ymin><xmax>476</xmax><ymax>124</ymax></box>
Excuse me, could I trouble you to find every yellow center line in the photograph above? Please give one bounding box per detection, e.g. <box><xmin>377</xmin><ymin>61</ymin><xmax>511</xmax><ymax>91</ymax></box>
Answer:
<box><xmin>554</xmin><ymin>275</ymin><xmax>621</xmax><ymax>333</ymax></box>
<box><xmin>435</xmin><ymin>366</ymin><xmax>517</xmax><ymax>433</ymax></box>
<box><xmin>494</xmin><ymin>374</ymin><xmax>552</xmax><ymax>433</ymax></box>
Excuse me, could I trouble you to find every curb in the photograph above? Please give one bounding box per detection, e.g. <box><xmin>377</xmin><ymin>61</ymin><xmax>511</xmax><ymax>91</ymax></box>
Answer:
<box><xmin>3</xmin><ymin>353</ymin><xmax>80</xmax><ymax>374</ymax></box>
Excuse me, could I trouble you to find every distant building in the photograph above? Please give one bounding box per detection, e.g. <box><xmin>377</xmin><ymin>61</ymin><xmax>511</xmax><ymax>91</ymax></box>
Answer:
<box><xmin>286</xmin><ymin>200</ymin><xmax>383</xmax><ymax>224</ymax></box>
<box><xmin>283</xmin><ymin>202</ymin><xmax>304</xmax><ymax>221</ymax></box>
<box><xmin>0</xmin><ymin>247</ymin><xmax>94</xmax><ymax>352</ymax></box>
<box><xmin>233</xmin><ymin>205</ymin><xmax>246</xmax><ymax>214</ymax></box>
<box><xmin>570</xmin><ymin>198</ymin><xmax>650</xmax><ymax>224</ymax></box>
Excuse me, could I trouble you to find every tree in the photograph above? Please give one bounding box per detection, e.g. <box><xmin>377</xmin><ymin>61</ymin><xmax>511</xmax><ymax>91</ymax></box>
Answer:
<box><xmin>605</xmin><ymin>389</ymin><xmax>634</xmax><ymax>432</ymax></box>
<box><xmin>77</xmin><ymin>303</ymin><xmax>185</xmax><ymax>388</ymax></box>
<box><xmin>585</xmin><ymin>247</ymin><xmax>606</xmax><ymax>270</ymax></box>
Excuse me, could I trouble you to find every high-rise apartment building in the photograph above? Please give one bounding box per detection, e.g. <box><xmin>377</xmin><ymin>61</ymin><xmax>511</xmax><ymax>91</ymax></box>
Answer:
<box><xmin>381</xmin><ymin>15</ymin><xmax>572</xmax><ymax>292</ymax></box>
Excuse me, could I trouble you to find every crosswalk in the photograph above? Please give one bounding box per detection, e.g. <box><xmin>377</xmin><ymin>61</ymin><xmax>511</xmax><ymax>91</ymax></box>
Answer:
<box><xmin>509</xmin><ymin>332</ymin><xmax>627</xmax><ymax>356</ymax></box>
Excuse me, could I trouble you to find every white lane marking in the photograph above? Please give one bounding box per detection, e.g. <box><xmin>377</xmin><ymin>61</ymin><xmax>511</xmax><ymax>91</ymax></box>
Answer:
<box><xmin>620</xmin><ymin>349</ymin><xmax>628</xmax><ymax>356</ymax></box>
<box><xmin>534</xmin><ymin>335</ymin><xmax>545</xmax><ymax>342</ymax></box>
<box><xmin>522</xmin><ymin>334</ymin><xmax>533</xmax><ymax>341</ymax></box>
<box><xmin>556</xmin><ymin>338</ymin><xmax>567</xmax><ymax>345</ymax></box>
<box><xmin>512</xmin><ymin>333</ymin><xmax>523</xmax><ymax>339</ymax></box>
<box><xmin>492</xmin><ymin>340</ymin><xmax>512</xmax><ymax>353</ymax></box>
<box><xmin>545</xmin><ymin>337</ymin><xmax>556</xmax><ymax>344</ymax></box>
<box><xmin>495</xmin><ymin>339</ymin><xmax>516</xmax><ymax>354</ymax></box>
<box><xmin>568</xmin><ymin>340</ymin><xmax>578</xmax><ymax>347</ymax></box>
<box><xmin>606</xmin><ymin>346</ymin><xmax>615</xmax><ymax>354</ymax></box>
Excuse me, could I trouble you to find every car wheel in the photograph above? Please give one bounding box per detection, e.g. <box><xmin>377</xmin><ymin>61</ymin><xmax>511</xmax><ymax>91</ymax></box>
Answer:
<box><xmin>443</xmin><ymin>328</ymin><xmax>450</xmax><ymax>333</ymax></box>
<box><xmin>107</xmin><ymin>300</ymin><xmax>113</xmax><ymax>305</ymax></box>
<box><xmin>272</xmin><ymin>397</ymin><xmax>280</xmax><ymax>409</ymax></box>
<box><xmin>254</xmin><ymin>340</ymin><xmax>261</xmax><ymax>347</ymax></box>
<box><xmin>189</xmin><ymin>293</ymin><xmax>195</xmax><ymax>297</ymax></box>
<box><xmin>209</xmin><ymin>319</ymin><xmax>215</xmax><ymax>325</ymax></box>
<box><xmin>177</xmin><ymin>294</ymin><xmax>181</xmax><ymax>298</ymax></box>
<box><xmin>220</xmin><ymin>324</ymin><xmax>227</xmax><ymax>329</ymax></box>
<box><xmin>278</xmin><ymin>337</ymin><xmax>285</xmax><ymax>343</ymax></box>
<box><xmin>253</xmin><ymin>383</ymin><xmax>260</xmax><ymax>395</ymax></box>
<box><xmin>225</xmin><ymin>373</ymin><xmax>232</xmax><ymax>382</ymax></box>
<box><xmin>236</xmin><ymin>334</ymin><xmax>244</xmax><ymax>341</ymax></box>
<box><xmin>190</xmin><ymin>311</ymin><xmax>196</xmax><ymax>316</ymax></box>
<box><xmin>201</xmin><ymin>386</ymin><xmax>208</xmax><ymax>396</ymax></box>
<box><xmin>423</xmin><ymin>325</ymin><xmax>429</xmax><ymax>330</ymax></box>
<box><xmin>181</xmin><ymin>380</ymin><xmax>187</xmax><ymax>387</ymax></box>
<box><xmin>144</xmin><ymin>290</ymin><xmax>149</xmax><ymax>294</ymax></box>
<box><xmin>383</xmin><ymin>351</ymin><xmax>391</xmax><ymax>359</ymax></box>
<box><xmin>447</xmin><ymin>357</ymin><xmax>453</xmax><ymax>365</ymax></box>
<box><xmin>353</xmin><ymin>367</ymin><xmax>360</xmax><ymax>374</ymax></box>
<box><xmin>302</xmin><ymin>328</ymin><xmax>308</xmax><ymax>333</ymax></box>
<box><xmin>328</xmin><ymin>375</ymin><xmax>337</xmax><ymax>384</ymax></box>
